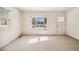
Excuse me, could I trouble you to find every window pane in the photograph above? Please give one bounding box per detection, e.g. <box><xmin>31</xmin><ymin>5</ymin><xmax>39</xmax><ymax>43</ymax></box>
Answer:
<box><xmin>32</xmin><ymin>17</ymin><xmax>36</xmax><ymax>25</ymax></box>
<box><xmin>44</xmin><ymin>17</ymin><xmax>47</xmax><ymax>24</ymax></box>
<box><xmin>57</xmin><ymin>17</ymin><xmax>64</xmax><ymax>22</ymax></box>
<box><xmin>32</xmin><ymin>16</ymin><xmax>47</xmax><ymax>29</ymax></box>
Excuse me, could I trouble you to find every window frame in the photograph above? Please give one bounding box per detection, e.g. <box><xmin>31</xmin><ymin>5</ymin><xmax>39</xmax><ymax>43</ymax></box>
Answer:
<box><xmin>57</xmin><ymin>17</ymin><xmax>65</xmax><ymax>22</ymax></box>
<box><xmin>32</xmin><ymin>16</ymin><xmax>48</xmax><ymax>30</ymax></box>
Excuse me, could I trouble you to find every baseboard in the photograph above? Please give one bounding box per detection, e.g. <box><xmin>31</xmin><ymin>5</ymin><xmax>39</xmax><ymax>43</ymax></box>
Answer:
<box><xmin>22</xmin><ymin>34</ymin><xmax>66</xmax><ymax>36</ymax></box>
<box><xmin>0</xmin><ymin>33</ymin><xmax>21</xmax><ymax>48</ymax></box>
<box><xmin>65</xmin><ymin>34</ymin><xmax>79</xmax><ymax>40</ymax></box>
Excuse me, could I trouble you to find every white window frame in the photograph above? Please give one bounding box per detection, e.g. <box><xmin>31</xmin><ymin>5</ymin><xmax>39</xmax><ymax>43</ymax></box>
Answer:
<box><xmin>32</xmin><ymin>16</ymin><xmax>48</xmax><ymax>30</ymax></box>
<box><xmin>57</xmin><ymin>17</ymin><xmax>64</xmax><ymax>22</ymax></box>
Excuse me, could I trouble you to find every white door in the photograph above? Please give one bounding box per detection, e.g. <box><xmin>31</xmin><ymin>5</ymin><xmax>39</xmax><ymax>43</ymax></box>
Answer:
<box><xmin>56</xmin><ymin>17</ymin><xmax>65</xmax><ymax>35</ymax></box>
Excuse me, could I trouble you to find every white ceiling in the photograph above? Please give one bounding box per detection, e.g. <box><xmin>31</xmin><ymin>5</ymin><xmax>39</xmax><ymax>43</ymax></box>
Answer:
<box><xmin>18</xmin><ymin>7</ymin><xmax>72</xmax><ymax>12</ymax></box>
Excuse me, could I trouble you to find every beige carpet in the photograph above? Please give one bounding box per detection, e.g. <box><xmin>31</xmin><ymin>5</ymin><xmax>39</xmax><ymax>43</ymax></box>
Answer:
<box><xmin>1</xmin><ymin>35</ymin><xmax>79</xmax><ymax>51</ymax></box>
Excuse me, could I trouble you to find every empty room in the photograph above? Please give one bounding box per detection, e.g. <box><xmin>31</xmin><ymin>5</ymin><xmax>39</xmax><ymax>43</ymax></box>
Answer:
<box><xmin>0</xmin><ymin>7</ymin><xmax>79</xmax><ymax>51</ymax></box>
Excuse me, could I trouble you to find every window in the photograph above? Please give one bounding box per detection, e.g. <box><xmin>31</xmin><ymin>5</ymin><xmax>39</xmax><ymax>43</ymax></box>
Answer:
<box><xmin>57</xmin><ymin>17</ymin><xmax>64</xmax><ymax>22</ymax></box>
<box><xmin>32</xmin><ymin>16</ymin><xmax>48</xmax><ymax>30</ymax></box>
<box><xmin>0</xmin><ymin>19</ymin><xmax>9</xmax><ymax>28</ymax></box>
<box><xmin>0</xmin><ymin>7</ymin><xmax>10</xmax><ymax>29</ymax></box>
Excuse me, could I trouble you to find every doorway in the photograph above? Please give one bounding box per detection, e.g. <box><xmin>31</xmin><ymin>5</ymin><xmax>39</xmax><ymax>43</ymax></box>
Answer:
<box><xmin>56</xmin><ymin>17</ymin><xmax>65</xmax><ymax>35</ymax></box>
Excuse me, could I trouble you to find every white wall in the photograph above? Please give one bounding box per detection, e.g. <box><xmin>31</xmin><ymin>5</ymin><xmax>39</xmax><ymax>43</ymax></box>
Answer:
<box><xmin>0</xmin><ymin>7</ymin><xmax>22</xmax><ymax>48</ymax></box>
<box><xmin>22</xmin><ymin>11</ymin><xmax>66</xmax><ymax>35</ymax></box>
<box><xmin>66</xmin><ymin>8</ymin><xmax>79</xmax><ymax>40</ymax></box>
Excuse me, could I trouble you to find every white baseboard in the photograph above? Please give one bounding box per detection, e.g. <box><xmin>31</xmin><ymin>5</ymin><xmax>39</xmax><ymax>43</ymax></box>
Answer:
<box><xmin>22</xmin><ymin>34</ymin><xmax>66</xmax><ymax>36</ymax></box>
<box><xmin>65</xmin><ymin>34</ymin><xmax>79</xmax><ymax>40</ymax></box>
<box><xmin>0</xmin><ymin>33</ymin><xmax>21</xmax><ymax>48</ymax></box>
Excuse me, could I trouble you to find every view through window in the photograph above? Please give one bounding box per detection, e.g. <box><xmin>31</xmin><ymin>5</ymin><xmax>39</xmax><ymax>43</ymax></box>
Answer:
<box><xmin>32</xmin><ymin>16</ymin><xmax>48</xmax><ymax>30</ymax></box>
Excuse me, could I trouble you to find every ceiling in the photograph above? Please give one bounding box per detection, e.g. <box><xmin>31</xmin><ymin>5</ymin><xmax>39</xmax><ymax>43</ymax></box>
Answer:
<box><xmin>18</xmin><ymin>7</ymin><xmax>72</xmax><ymax>12</ymax></box>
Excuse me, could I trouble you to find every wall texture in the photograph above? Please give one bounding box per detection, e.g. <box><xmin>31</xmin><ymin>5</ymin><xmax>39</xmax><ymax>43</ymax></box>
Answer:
<box><xmin>0</xmin><ymin>7</ymin><xmax>22</xmax><ymax>48</ymax></box>
<box><xmin>66</xmin><ymin>8</ymin><xmax>79</xmax><ymax>40</ymax></box>
<box><xmin>22</xmin><ymin>11</ymin><xmax>66</xmax><ymax>35</ymax></box>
